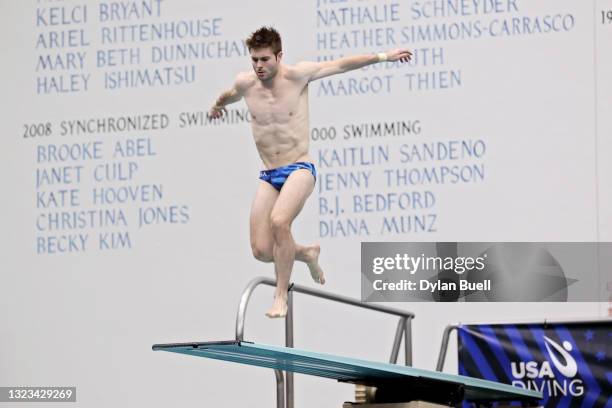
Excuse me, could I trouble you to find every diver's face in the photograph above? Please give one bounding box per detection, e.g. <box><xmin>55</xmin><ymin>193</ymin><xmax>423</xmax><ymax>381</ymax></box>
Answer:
<box><xmin>250</xmin><ymin>47</ymin><xmax>282</xmax><ymax>81</ymax></box>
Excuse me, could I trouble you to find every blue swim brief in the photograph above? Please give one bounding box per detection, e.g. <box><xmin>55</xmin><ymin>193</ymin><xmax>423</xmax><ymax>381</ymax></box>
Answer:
<box><xmin>259</xmin><ymin>162</ymin><xmax>317</xmax><ymax>191</ymax></box>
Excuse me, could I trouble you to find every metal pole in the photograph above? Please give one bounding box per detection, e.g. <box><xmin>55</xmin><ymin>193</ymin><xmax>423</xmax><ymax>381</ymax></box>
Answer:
<box><xmin>404</xmin><ymin>317</ymin><xmax>412</xmax><ymax>366</ymax></box>
<box><xmin>436</xmin><ymin>325</ymin><xmax>457</xmax><ymax>371</ymax></box>
<box><xmin>389</xmin><ymin>318</ymin><xmax>405</xmax><ymax>364</ymax></box>
<box><xmin>274</xmin><ymin>369</ymin><xmax>286</xmax><ymax>408</ymax></box>
<box><xmin>285</xmin><ymin>289</ymin><xmax>294</xmax><ymax>408</ymax></box>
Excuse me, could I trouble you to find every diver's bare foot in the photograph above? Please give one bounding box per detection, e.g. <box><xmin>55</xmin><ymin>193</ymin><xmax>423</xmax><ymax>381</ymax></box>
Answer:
<box><xmin>303</xmin><ymin>244</ymin><xmax>325</xmax><ymax>284</ymax></box>
<box><xmin>265</xmin><ymin>295</ymin><xmax>288</xmax><ymax>318</ymax></box>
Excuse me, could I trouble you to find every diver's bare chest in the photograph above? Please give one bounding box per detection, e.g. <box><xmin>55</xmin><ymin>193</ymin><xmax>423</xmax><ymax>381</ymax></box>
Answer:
<box><xmin>245</xmin><ymin>83</ymin><xmax>304</xmax><ymax>123</ymax></box>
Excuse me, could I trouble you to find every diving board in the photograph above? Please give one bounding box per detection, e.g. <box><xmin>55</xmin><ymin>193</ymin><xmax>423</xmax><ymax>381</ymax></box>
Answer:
<box><xmin>152</xmin><ymin>340</ymin><xmax>542</xmax><ymax>405</ymax></box>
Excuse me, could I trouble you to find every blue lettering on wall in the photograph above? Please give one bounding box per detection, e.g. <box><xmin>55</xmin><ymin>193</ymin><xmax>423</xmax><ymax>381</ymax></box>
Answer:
<box><xmin>113</xmin><ymin>138</ymin><xmax>156</xmax><ymax>158</ymax></box>
<box><xmin>100</xmin><ymin>19</ymin><xmax>224</xmax><ymax>44</ymax></box>
<box><xmin>317</xmin><ymin>4</ymin><xmax>400</xmax><ymax>27</ymax></box>
<box><xmin>36</xmin><ymin>30</ymin><xmax>90</xmax><ymax>49</ymax></box>
<box><xmin>37</xmin><ymin>142</ymin><xmax>103</xmax><ymax>163</ymax></box>
<box><xmin>318</xmin><ymin>196</ymin><xmax>344</xmax><ymax>216</ymax></box>
<box><xmin>138</xmin><ymin>205</ymin><xmax>190</xmax><ymax>227</ymax></box>
<box><xmin>92</xmin><ymin>184</ymin><xmax>163</xmax><ymax>205</ymax></box>
<box><xmin>37</xmin><ymin>234</ymin><xmax>89</xmax><ymax>254</ymax></box>
<box><xmin>98</xmin><ymin>231</ymin><xmax>132</xmax><ymax>250</ymax></box>
<box><xmin>384</xmin><ymin>165</ymin><xmax>485</xmax><ymax>185</ymax></box>
<box><xmin>37</xmin><ymin>74</ymin><xmax>90</xmax><ymax>94</ymax></box>
<box><xmin>353</xmin><ymin>191</ymin><xmax>436</xmax><ymax>213</ymax></box>
<box><xmin>318</xmin><ymin>146</ymin><xmax>390</xmax><ymax>168</ymax></box>
<box><xmin>37</xmin><ymin>52</ymin><xmax>87</xmax><ymax>71</ymax></box>
<box><xmin>409</xmin><ymin>0</ymin><xmax>519</xmax><ymax>20</ymax></box>
<box><xmin>97</xmin><ymin>48</ymin><xmax>141</xmax><ymax>67</ymax></box>
<box><xmin>318</xmin><ymin>171</ymin><xmax>372</xmax><ymax>193</ymax></box>
<box><xmin>399</xmin><ymin>140</ymin><xmax>486</xmax><ymax>162</ymax></box>
<box><xmin>319</xmin><ymin>218</ymin><xmax>370</xmax><ymax>238</ymax></box>
<box><xmin>36</xmin><ymin>166</ymin><xmax>84</xmax><ymax>188</ymax></box>
<box><xmin>317</xmin><ymin>28</ymin><xmax>396</xmax><ymax>50</ymax></box>
<box><xmin>104</xmin><ymin>65</ymin><xmax>196</xmax><ymax>89</ymax></box>
<box><xmin>380</xmin><ymin>214</ymin><xmax>438</xmax><ymax>234</ymax></box>
<box><xmin>37</xmin><ymin>5</ymin><xmax>88</xmax><ymax>26</ymax></box>
<box><xmin>37</xmin><ymin>189</ymin><xmax>81</xmax><ymax>208</ymax></box>
<box><xmin>36</xmin><ymin>209</ymin><xmax>129</xmax><ymax>231</ymax></box>
<box><xmin>318</xmin><ymin>74</ymin><xmax>394</xmax><ymax>96</ymax></box>
<box><xmin>98</xmin><ymin>0</ymin><xmax>163</xmax><ymax>22</ymax></box>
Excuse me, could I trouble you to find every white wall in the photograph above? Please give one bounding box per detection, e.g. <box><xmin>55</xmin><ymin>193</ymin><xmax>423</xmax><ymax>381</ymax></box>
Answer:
<box><xmin>1</xmin><ymin>0</ymin><xmax>610</xmax><ymax>407</ymax></box>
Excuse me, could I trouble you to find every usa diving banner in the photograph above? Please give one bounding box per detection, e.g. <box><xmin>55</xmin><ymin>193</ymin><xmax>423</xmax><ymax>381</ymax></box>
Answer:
<box><xmin>457</xmin><ymin>322</ymin><xmax>612</xmax><ymax>407</ymax></box>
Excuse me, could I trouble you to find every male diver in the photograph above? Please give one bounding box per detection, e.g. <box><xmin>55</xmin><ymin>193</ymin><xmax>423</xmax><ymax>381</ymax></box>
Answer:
<box><xmin>209</xmin><ymin>27</ymin><xmax>412</xmax><ymax>318</ymax></box>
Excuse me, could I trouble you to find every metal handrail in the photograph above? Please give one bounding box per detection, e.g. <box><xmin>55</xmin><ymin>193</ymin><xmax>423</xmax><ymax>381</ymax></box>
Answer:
<box><xmin>436</xmin><ymin>324</ymin><xmax>458</xmax><ymax>371</ymax></box>
<box><xmin>235</xmin><ymin>276</ymin><xmax>415</xmax><ymax>408</ymax></box>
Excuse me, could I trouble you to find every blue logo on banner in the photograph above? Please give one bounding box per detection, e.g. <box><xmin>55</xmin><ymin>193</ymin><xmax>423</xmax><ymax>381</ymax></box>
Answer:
<box><xmin>457</xmin><ymin>322</ymin><xmax>612</xmax><ymax>407</ymax></box>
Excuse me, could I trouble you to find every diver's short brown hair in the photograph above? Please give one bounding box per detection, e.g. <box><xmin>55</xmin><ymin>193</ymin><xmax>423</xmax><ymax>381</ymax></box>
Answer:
<box><xmin>246</xmin><ymin>27</ymin><xmax>282</xmax><ymax>55</ymax></box>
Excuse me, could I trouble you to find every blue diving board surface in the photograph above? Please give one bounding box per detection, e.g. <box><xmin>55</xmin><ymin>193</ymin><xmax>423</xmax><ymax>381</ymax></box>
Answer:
<box><xmin>152</xmin><ymin>340</ymin><xmax>542</xmax><ymax>404</ymax></box>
